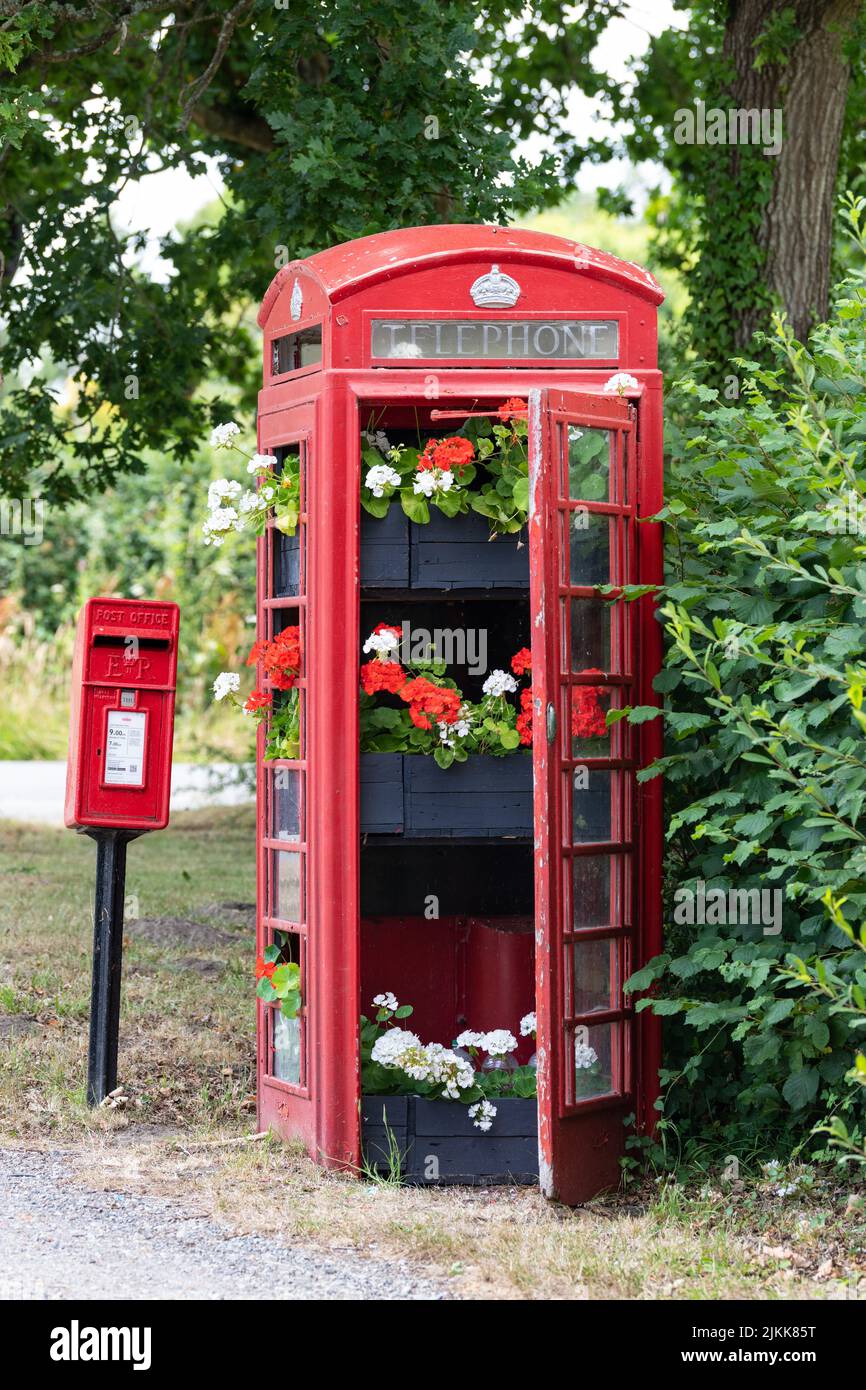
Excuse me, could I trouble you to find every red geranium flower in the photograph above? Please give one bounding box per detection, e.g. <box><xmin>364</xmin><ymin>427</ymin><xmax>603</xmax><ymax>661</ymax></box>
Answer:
<box><xmin>498</xmin><ymin>397</ymin><xmax>528</xmax><ymax>422</ymax></box>
<box><xmin>246</xmin><ymin>639</ymin><xmax>269</xmax><ymax>668</ymax></box>
<box><xmin>572</xmin><ymin>687</ymin><xmax>607</xmax><ymax>739</ymax></box>
<box><xmin>432</xmin><ymin>437</ymin><xmax>475</xmax><ymax>471</ymax></box>
<box><xmin>361</xmin><ymin>661</ymin><xmax>407</xmax><ymax>695</ymax></box>
<box><xmin>417</xmin><ymin>440</ymin><xmax>439</xmax><ymax>472</ymax></box>
<box><xmin>511</xmin><ymin>646</ymin><xmax>532</xmax><ymax>677</ymax></box>
<box><xmin>247</xmin><ymin>628</ymin><xmax>302</xmax><ymax>689</ymax></box>
<box><xmin>256</xmin><ymin>954</ymin><xmax>276</xmax><ymax>983</ymax></box>
<box><xmin>244</xmin><ymin>690</ymin><xmax>273</xmax><ymax>714</ymax></box>
<box><xmin>263</xmin><ymin>627</ymin><xmax>302</xmax><ymax>689</ymax></box>
<box><xmin>399</xmin><ymin>676</ymin><xmax>462</xmax><ymax>730</ymax></box>
<box><xmin>372</xmin><ymin>622</ymin><xmax>402</xmax><ymax>642</ymax></box>
<box><xmin>517</xmin><ymin>686</ymin><xmax>534</xmax><ymax>745</ymax></box>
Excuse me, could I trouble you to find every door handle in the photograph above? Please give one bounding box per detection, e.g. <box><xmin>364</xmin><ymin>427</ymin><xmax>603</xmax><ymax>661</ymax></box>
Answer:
<box><xmin>546</xmin><ymin>703</ymin><xmax>557</xmax><ymax>744</ymax></box>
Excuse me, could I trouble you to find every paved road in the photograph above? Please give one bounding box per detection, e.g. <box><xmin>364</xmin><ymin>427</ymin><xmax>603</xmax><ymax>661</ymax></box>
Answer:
<box><xmin>0</xmin><ymin>1150</ymin><xmax>447</xmax><ymax>1301</ymax></box>
<box><xmin>0</xmin><ymin>762</ymin><xmax>253</xmax><ymax>825</ymax></box>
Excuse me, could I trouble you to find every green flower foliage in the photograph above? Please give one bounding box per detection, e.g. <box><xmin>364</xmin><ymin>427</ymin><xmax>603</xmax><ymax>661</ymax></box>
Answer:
<box><xmin>631</xmin><ymin>196</ymin><xmax>866</xmax><ymax>1160</ymax></box>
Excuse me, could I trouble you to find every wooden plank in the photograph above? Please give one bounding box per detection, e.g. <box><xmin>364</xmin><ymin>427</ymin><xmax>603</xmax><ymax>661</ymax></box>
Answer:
<box><xmin>360</xmin><ymin>753</ymin><xmax>404</xmax><ymax>834</ymax></box>
<box><xmin>361</xmin><ymin>1095</ymin><xmax>539</xmax><ymax>1184</ymax></box>
<box><xmin>405</xmin><ymin>755</ymin><xmax>533</xmax><ymax>837</ymax></box>
<box><xmin>411</xmin><ymin>512</ymin><xmax>529</xmax><ymax>590</ymax></box>
<box><xmin>360</xmin><ymin>508</ymin><xmax>409</xmax><ymax>587</ymax></box>
<box><xmin>408</xmin><ymin>1136</ymin><xmax>538</xmax><ymax>1183</ymax></box>
<box><xmin>413</xmin><ymin>1096</ymin><xmax>537</xmax><ymax>1138</ymax></box>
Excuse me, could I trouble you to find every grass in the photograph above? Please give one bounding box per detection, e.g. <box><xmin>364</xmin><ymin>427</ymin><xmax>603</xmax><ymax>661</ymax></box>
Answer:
<box><xmin>1</xmin><ymin>809</ymin><xmax>865</xmax><ymax>1300</ymax></box>
<box><xmin>0</xmin><ymin>625</ymin><xmax>253</xmax><ymax>761</ymax></box>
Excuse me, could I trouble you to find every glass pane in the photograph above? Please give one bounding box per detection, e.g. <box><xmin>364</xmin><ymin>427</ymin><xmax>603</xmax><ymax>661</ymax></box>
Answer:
<box><xmin>570</xmin><ymin>683</ymin><xmax>611</xmax><ymax>757</ymax></box>
<box><xmin>273</xmin><ymin>529</ymin><xmax>301</xmax><ymax>597</ymax></box>
<box><xmin>572</xmin><ymin>938</ymin><xmax>615</xmax><ymax>1015</ymax></box>
<box><xmin>572</xmin><ymin>768</ymin><xmax>612</xmax><ymax>843</ymax></box>
<box><xmin>568</xmin><ymin>510</ymin><xmax>612</xmax><ymax>587</ymax></box>
<box><xmin>272</xmin><ymin>768</ymin><xmax>300</xmax><ymax>840</ymax></box>
<box><xmin>272</xmin><ymin>1009</ymin><xmax>302</xmax><ymax>1084</ymax></box>
<box><xmin>558</xmin><ymin>423</ymin><xmax>568</xmax><ymax>497</ymax></box>
<box><xmin>567</xmin><ymin>427</ymin><xmax>610</xmax><ymax>502</ymax></box>
<box><xmin>275</xmin><ymin>851</ymin><xmax>302</xmax><ymax>923</ymax></box>
<box><xmin>572</xmin><ymin>856</ymin><xmax>612</xmax><ymax>929</ymax></box>
<box><xmin>570</xmin><ymin>599</ymin><xmax>610</xmax><ymax>671</ymax></box>
<box><xmin>572</xmin><ymin>1021</ymin><xmax>619</xmax><ymax>1100</ymax></box>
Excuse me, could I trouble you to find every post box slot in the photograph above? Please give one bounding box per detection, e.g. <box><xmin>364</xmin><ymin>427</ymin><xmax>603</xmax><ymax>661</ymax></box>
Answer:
<box><xmin>92</xmin><ymin>635</ymin><xmax>171</xmax><ymax>650</ymax></box>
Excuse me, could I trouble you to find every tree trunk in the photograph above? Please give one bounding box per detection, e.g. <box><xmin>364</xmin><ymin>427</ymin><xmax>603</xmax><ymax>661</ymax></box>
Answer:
<box><xmin>725</xmin><ymin>0</ymin><xmax>860</xmax><ymax>346</ymax></box>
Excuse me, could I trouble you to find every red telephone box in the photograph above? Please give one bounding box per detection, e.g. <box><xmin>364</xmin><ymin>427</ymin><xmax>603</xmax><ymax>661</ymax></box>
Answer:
<box><xmin>65</xmin><ymin>597</ymin><xmax>180</xmax><ymax>831</ymax></box>
<box><xmin>254</xmin><ymin>226</ymin><xmax>663</xmax><ymax>1204</ymax></box>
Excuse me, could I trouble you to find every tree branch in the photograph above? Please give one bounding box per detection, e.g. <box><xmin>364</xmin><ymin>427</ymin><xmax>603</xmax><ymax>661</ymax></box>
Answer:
<box><xmin>179</xmin><ymin>0</ymin><xmax>254</xmax><ymax>130</ymax></box>
<box><xmin>189</xmin><ymin>98</ymin><xmax>274</xmax><ymax>152</ymax></box>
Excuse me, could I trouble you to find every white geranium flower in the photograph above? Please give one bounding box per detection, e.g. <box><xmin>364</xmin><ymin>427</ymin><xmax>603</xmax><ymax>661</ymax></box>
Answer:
<box><xmin>373</xmin><ymin>992</ymin><xmax>399</xmax><ymax>1012</ymax></box>
<box><xmin>396</xmin><ymin>1041</ymin><xmax>434</xmax><ymax>1083</ymax></box>
<box><xmin>454</xmin><ymin>1030</ymin><xmax>485</xmax><ymax>1050</ymax></box>
<box><xmin>520</xmin><ymin>1011</ymin><xmax>537</xmax><ymax>1037</ymax></box>
<box><xmin>207</xmin><ymin>478</ymin><xmax>241</xmax><ymax>508</ymax></box>
<box><xmin>210</xmin><ymin>422</ymin><xmax>241</xmax><ymax>448</ymax></box>
<box><xmin>212</xmin><ymin>672</ymin><xmax>240</xmax><ymax>702</ymax></box>
<box><xmin>248</xmin><ymin>453</ymin><xmax>277</xmax><ymax>474</ymax></box>
<box><xmin>363</xmin><ymin>627</ymin><xmax>401</xmax><ymax>658</ymax></box>
<box><xmin>371</xmin><ymin>1027</ymin><xmax>421</xmax><ymax>1067</ymax></box>
<box><xmin>413</xmin><ymin>467</ymin><xmax>455</xmax><ymax>497</ymax></box>
<box><xmin>365</xmin><ymin>463</ymin><xmax>401</xmax><ymax>498</ymax></box>
<box><xmin>469</xmin><ymin>1099</ymin><xmax>497</xmax><ymax>1132</ymax></box>
<box><xmin>482</xmin><ymin>1029</ymin><xmax>518</xmax><ymax>1057</ymax></box>
<box><xmin>425</xmin><ymin>1044</ymin><xmax>474</xmax><ymax>1098</ymax></box>
<box><xmin>602</xmin><ymin>372</ymin><xmax>639</xmax><ymax>395</ymax></box>
<box><xmin>204</xmin><ymin>505</ymin><xmax>239</xmax><ymax>533</ymax></box>
<box><xmin>482</xmin><ymin>669</ymin><xmax>518</xmax><ymax>697</ymax></box>
<box><xmin>574</xmin><ymin>1041</ymin><xmax>599</xmax><ymax>1070</ymax></box>
<box><xmin>238</xmin><ymin>490</ymin><xmax>265</xmax><ymax>514</ymax></box>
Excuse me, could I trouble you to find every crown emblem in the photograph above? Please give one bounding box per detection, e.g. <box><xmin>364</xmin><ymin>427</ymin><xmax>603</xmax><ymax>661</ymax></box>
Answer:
<box><xmin>290</xmin><ymin>278</ymin><xmax>303</xmax><ymax>321</ymax></box>
<box><xmin>469</xmin><ymin>264</ymin><xmax>521</xmax><ymax>308</ymax></box>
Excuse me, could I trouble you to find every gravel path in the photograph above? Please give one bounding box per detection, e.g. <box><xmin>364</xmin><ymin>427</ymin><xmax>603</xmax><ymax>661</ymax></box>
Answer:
<box><xmin>0</xmin><ymin>1150</ymin><xmax>448</xmax><ymax>1301</ymax></box>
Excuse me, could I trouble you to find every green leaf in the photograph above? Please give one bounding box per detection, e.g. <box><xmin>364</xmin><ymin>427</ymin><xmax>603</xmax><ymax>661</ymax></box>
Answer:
<box><xmin>400</xmin><ymin>490</ymin><xmax>429</xmax><ymax>524</ymax></box>
<box><xmin>361</xmin><ymin>492</ymin><xmax>391</xmax><ymax>518</ymax></box>
<box><xmin>782</xmin><ymin>1068</ymin><xmax>819</xmax><ymax>1110</ymax></box>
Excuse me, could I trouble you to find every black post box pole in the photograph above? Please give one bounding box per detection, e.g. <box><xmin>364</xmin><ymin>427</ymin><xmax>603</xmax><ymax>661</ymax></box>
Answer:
<box><xmin>84</xmin><ymin>828</ymin><xmax>140</xmax><ymax>1106</ymax></box>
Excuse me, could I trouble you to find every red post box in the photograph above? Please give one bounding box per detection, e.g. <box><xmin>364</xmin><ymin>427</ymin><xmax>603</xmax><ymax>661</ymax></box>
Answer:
<box><xmin>65</xmin><ymin>597</ymin><xmax>180</xmax><ymax>832</ymax></box>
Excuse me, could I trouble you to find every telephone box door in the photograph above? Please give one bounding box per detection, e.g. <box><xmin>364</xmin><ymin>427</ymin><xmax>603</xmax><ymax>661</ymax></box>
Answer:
<box><xmin>256</xmin><ymin>403</ymin><xmax>317</xmax><ymax>1149</ymax></box>
<box><xmin>528</xmin><ymin>386</ymin><xmax>640</xmax><ymax>1204</ymax></box>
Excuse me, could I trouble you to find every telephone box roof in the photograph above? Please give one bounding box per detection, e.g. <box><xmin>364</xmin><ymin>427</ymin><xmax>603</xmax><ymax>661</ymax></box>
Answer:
<box><xmin>257</xmin><ymin>224</ymin><xmax>665</xmax><ymax>327</ymax></box>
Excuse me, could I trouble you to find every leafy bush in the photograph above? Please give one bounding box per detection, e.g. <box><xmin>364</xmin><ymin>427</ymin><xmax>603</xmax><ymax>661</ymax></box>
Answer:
<box><xmin>632</xmin><ymin>197</ymin><xmax>866</xmax><ymax>1162</ymax></box>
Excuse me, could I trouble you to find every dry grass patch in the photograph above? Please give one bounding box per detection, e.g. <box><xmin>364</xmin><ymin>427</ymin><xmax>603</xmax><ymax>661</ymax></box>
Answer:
<box><xmin>11</xmin><ymin>1129</ymin><xmax>858</xmax><ymax>1301</ymax></box>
